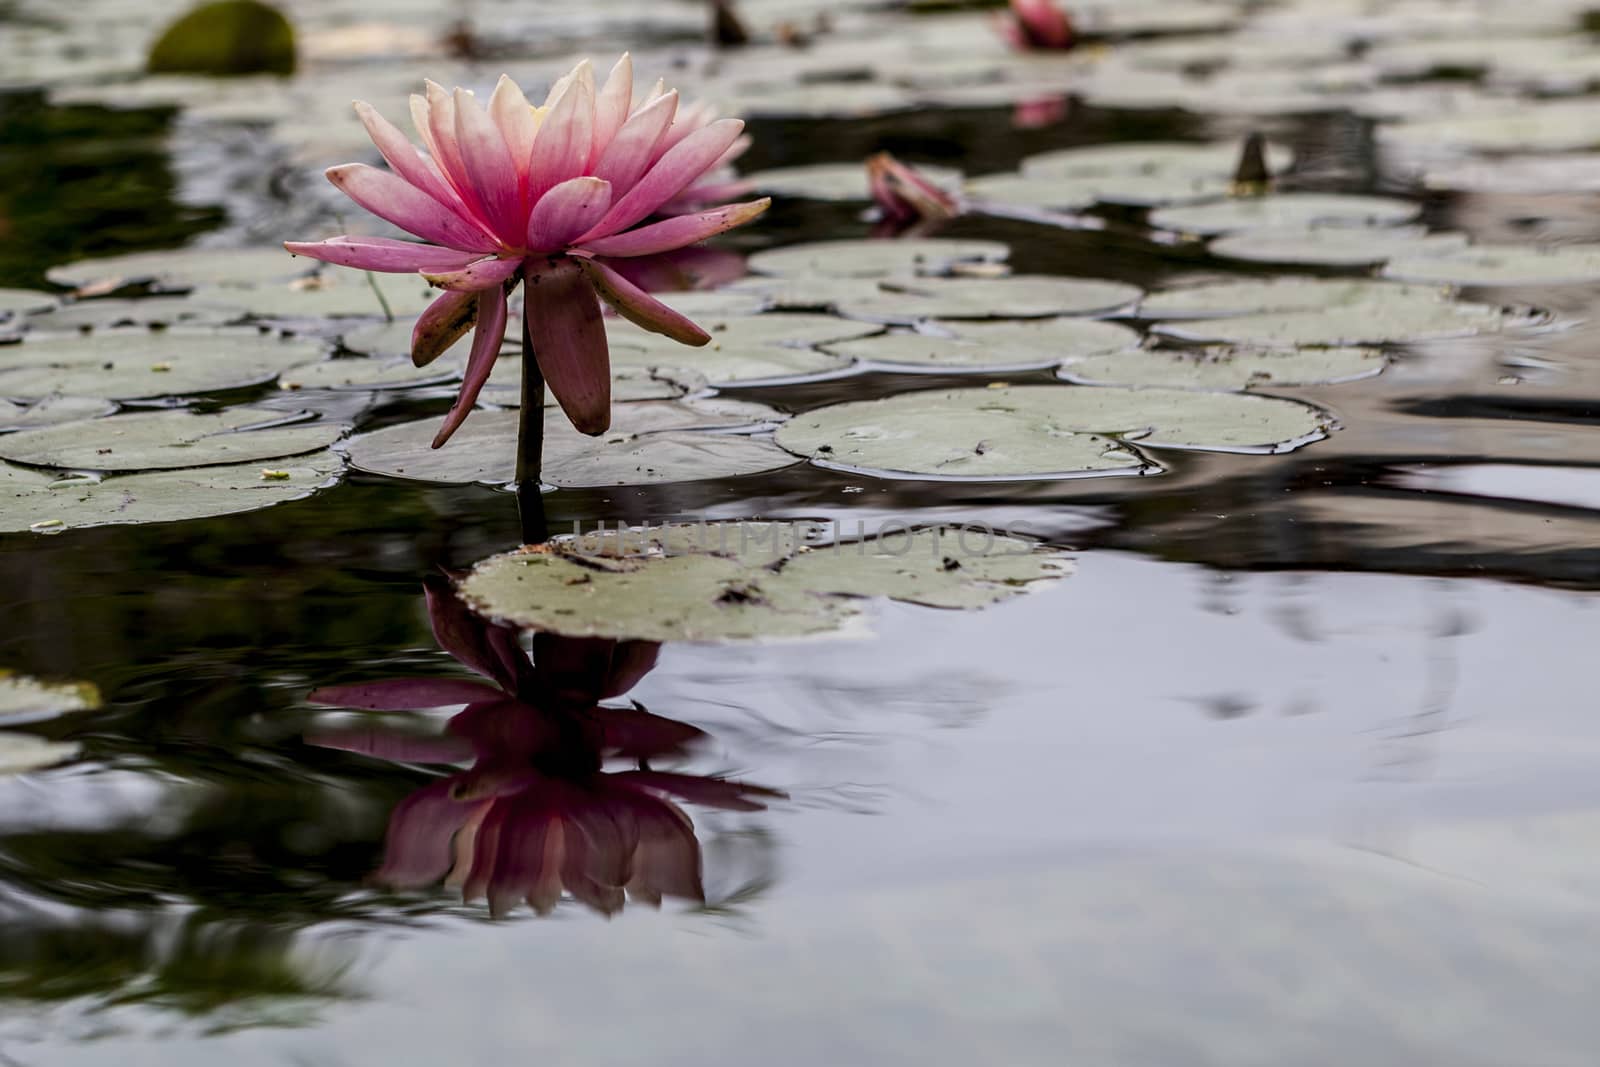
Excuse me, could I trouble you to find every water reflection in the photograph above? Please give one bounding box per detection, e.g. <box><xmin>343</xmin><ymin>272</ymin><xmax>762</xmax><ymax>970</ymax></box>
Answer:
<box><xmin>308</xmin><ymin>576</ymin><xmax>784</xmax><ymax>918</ymax></box>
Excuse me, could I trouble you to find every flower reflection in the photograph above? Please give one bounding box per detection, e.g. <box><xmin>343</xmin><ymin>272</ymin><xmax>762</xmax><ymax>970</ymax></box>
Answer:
<box><xmin>308</xmin><ymin>576</ymin><xmax>782</xmax><ymax>918</ymax></box>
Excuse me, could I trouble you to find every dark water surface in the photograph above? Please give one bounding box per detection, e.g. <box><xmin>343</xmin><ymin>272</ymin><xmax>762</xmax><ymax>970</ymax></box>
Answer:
<box><xmin>4</xmin><ymin>31</ymin><xmax>1600</xmax><ymax>1067</ymax></box>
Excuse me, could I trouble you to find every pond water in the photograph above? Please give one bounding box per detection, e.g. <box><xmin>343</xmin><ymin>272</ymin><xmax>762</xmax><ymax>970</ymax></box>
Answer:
<box><xmin>4</xmin><ymin>0</ymin><xmax>1600</xmax><ymax>1062</ymax></box>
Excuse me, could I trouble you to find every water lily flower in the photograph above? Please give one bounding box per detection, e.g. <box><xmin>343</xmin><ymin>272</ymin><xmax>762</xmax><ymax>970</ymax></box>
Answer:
<box><xmin>997</xmin><ymin>0</ymin><xmax>1076</xmax><ymax>51</ymax></box>
<box><xmin>866</xmin><ymin>151</ymin><xmax>962</xmax><ymax>227</ymax></box>
<box><xmin>284</xmin><ymin>56</ymin><xmax>770</xmax><ymax>444</ymax></box>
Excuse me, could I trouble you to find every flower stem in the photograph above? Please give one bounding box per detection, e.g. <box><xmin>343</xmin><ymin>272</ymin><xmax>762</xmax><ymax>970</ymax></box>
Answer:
<box><xmin>516</xmin><ymin>281</ymin><xmax>547</xmax><ymax>546</ymax></box>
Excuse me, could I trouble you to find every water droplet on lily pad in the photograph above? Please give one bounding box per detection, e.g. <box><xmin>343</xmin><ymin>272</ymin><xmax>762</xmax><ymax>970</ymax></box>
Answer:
<box><xmin>821</xmin><ymin>318</ymin><xmax>1140</xmax><ymax>372</ymax></box>
<box><xmin>0</xmin><ymin>407</ymin><xmax>346</xmax><ymax>471</ymax></box>
<box><xmin>1150</xmin><ymin>193</ymin><xmax>1421</xmax><ymax>236</ymax></box>
<box><xmin>1382</xmin><ymin>244</ymin><xmax>1600</xmax><ymax>286</ymax></box>
<box><xmin>1059</xmin><ymin>346</ymin><xmax>1385</xmax><ymax>389</ymax></box>
<box><xmin>1209</xmin><ymin>226</ymin><xmax>1470</xmax><ymax>267</ymax></box>
<box><xmin>0</xmin><ymin>330</ymin><xmax>327</xmax><ymax>400</ymax></box>
<box><xmin>46</xmin><ymin>247</ymin><xmax>313</xmax><ymax>292</ymax></box>
<box><xmin>834</xmin><ymin>275</ymin><xmax>1142</xmax><ymax>323</ymax></box>
<box><xmin>748</xmin><ymin>239</ymin><xmax>1009</xmax><ymax>279</ymax></box>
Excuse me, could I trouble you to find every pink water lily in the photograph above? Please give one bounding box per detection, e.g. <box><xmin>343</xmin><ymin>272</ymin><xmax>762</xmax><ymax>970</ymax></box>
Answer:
<box><xmin>284</xmin><ymin>56</ymin><xmax>770</xmax><ymax>443</ymax></box>
<box><xmin>997</xmin><ymin>0</ymin><xmax>1076</xmax><ymax>51</ymax></box>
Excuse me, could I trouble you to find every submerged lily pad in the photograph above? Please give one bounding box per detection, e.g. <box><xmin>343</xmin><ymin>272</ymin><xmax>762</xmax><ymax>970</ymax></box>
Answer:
<box><xmin>775</xmin><ymin>384</ymin><xmax>1330</xmax><ymax>480</ymax></box>
<box><xmin>345</xmin><ymin>400</ymin><xmax>791</xmax><ymax>487</ymax></box>
<box><xmin>1382</xmin><ymin>245</ymin><xmax>1600</xmax><ymax>286</ymax></box>
<box><xmin>0</xmin><ymin>450</ymin><xmax>343</xmax><ymax>533</ymax></box>
<box><xmin>743</xmin><ymin>161</ymin><xmax>962</xmax><ymax>202</ymax></box>
<box><xmin>748</xmin><ymin>239</ymin><xmax>1009</xmax><ymax>279</ymax></box>
<box><xmin>0</xmin><ymin>396</ymin><xmax>118</xmax><ymax>432</ymax></box>
<box><xmin>1019</xmin><ymin>141</ymin><xmax>1293</xmax><ymax>180</ymax></box>
<box><xmin>459</xmin><ymin>522</ymin><xmax>1072</xmax><ymax>641</ymax></box>
<box><xmin>25</xmin><ymin>297</ymin><xmax>247</xmax><ymax>332</ymax></box>
<box><xmin>1139</xmin><ymin>277</ymin><xmax>1459</xmax><ymax>320</ymax></box>
<box><xmin>46</xmin><ymin>248</ymin><xmax>313</xmax><ymax>292</ymax></box>
<box><xmin>1059</xmin><ymin>346</ymin><xmax>1385</xmax><ymax>389</ymax></box>
<box><xmin>0</xmin><ymin>732</ymin><xmax>79</xmax><ymax>775</ymax></box>
<box><xmin>1209</xmin><ymin>227</ymin><xmax>1470</xmax><ymax>267</ymax></box>
<box><xmin>0</xmin><ymin>671</ymin><xmax>102</xmax><ymax>725</ymax></box>
<box><xmin>821</xmin><ymin>318</ymin><xmax>1140</xmax><ymax>371</ymax></box>
<box><xmin>0</xmin><ymin>407</ymin><xmax>345</xmax><ymax>471</ymax></box>
<box><xmin>1151</xmin><ymin>194</ymin><xmax>1420</xmax><ymax>236</ymax></box>
<box><xmin>0</xmin><ymin>331</ymin><xmax>326</xmax><ymax>400</ymax></box>
<box><xmin>834</xmin><ymin>276</ymin><xmax>1142</xmax><ymax>323</ymax></box>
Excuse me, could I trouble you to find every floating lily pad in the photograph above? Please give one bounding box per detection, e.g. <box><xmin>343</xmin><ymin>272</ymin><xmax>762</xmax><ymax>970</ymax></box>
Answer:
<box><xmin>1381</xmin><ymin>100</ymin><xmax>1600</xmax><ymax>155</ymax></box>
<box><xmin>1382</xmin><ymin>245</ymin><xmax>1600</xmax><ymax>286</ymax></box>
<box><xmin>1152</xmin><ymin>299</ymin><xmax>1508</xmax><ymax>346</ymax></box>
<box><xmin>278</xmin><ymin>356</ymin><xmax>462</xmax><ymax>392</ymax></box>
<box><xmin>345</xmin><ymin>400</ymin><xmax>789</xmax><ymax>487</ymax></box>
<box><xmin>834</xmin><ymin>275</ymin><xmax>1142</xmax><ymax>323</ymax></box>
<box><xmin>967</xmin><ymin>171</ymin><xmax>1227</xmax><ymax>210</ymax></box>
<box><xmin>1059</xmin><ymin>346</ymin><xmax>1385</xmax><ymax>389</ymax></box>
<box><xmin>1209</xmin><ymin>227</ymin><xmax>1470</xmax><ymax>267</ymax></box>
<box><xmin>0</xmin><ymin>732</ymin><xmax>79</xmax><ymax>775</ymax></box>
<box><xmin>0</xmin><ymin>290</ymin><xmax>58</xmax><ymax>319</ymax></box>
<box><xmin>742</xmin><ymin>161</ymin><xmax>963</xmax><ymax>202</ymax></box>
<box><xmin>0</xmin><ymin>450</ymin><xmax>343</xmax><ymax>533</ymax></box>
<box><xmin>776</xmin><ymin>384</ymin><xmax>1331</xmax><ymax>479</ymax></box>
<box><xmin>1150</xmin><ymin>194</ymin><xmax>1420</xmax><ymax>236</ymax></box>
<box><xmin>1139</xmin><ymin>277</ymin><xmax>1458</xmax><ymax>320</ymax></box>
<box><xmin>647</xmin><ymin>289</ymin><xmax>772</xmax><ymax>319</ymax></box>
<box><xmin>607</xmin><ymin>313</ymin><xmax>881</xmax><ymax>385</ymax></box>
<box><xmin>748</xmin><ymin>239</ymin><xmax>1009</xmax><ymax>279</ymax></box>
<box><xmin>821</xmin><ymin>318</ymin><xmax>1140</xmax><ymax>371</ymax></box>
<box><xmin>0</xmin><ymin>407</ymin><xmax>345</xmax><ymax>471</ymax></box>
<box><xmin>191</xmin><ymin>273</ymin><xmax>438</xmax><ymax>320</ymax></box>
<box><xmin>481</xmin><ymin>359</ymin><xmax>694</xmax><ymax>406</ymax></box>
<box><xmin>1421</xmin><ymin>154</ymin><xmax>1600</xmax><ymax>195</ymax></box>
<box><xmin>25</xmin><ymin>297</ymin><xmax>247</xmax><ymax>332</ymax></box>
<box><xmin>1019</xmin><ymin>141</ymin><xmax>1293</xmax><ymax>180</ymax></box>
<box><xmin>46</xmin><ymin>247</ymin><xmax>313</xmax><ymax>292</ymax></box>
<box><xmin>0</xmin><ymin>671</ymin><xmax>102</xmax><ymax>725</ymax></box>
<box><xmin>459</xmin><ymin>522</ymin><xmax>1072</xmax><ymax>641</ymax></box>
<box><xmin>0</xmin><ymin>331</ymin><xmax>326</xmax><ymax>400</ymax></box>
<box><xmin>0</xmin><ymin>396</ymin><xmax>118</xmax><ymax>432</ymax></box>
<box><xmin>724</xmin><ymin>275</ymin><xmax>886</xmax><ymax>312</ymax></box>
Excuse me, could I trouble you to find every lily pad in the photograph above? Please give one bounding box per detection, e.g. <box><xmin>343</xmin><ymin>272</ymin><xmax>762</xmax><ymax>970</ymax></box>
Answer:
<box><xmin>481</xmin><ymin>360</ymin><xmax>694</xmax><ymax>406</ymax></box>
<box><xmin>278</xmin><ymin>356</ymin><xmax>462</xmax><ymax>392</ymax></box>
<box><xmin>1150</xmin><ymin>194</ymin><xmax>1421</xmax><ymax>236</ymax></box>
<box><xmin>0</xmin><ymin>407</ymin><xmax>345</xmax><ymax>471</ymax></box>
<box><xmin>458</xmin><ymin>522</ymin><xmax>1072</xmax><ymax>641</ymax></box>
<box><xmin>0</xmin><ymin>290</ymin><xmax>58</xmax><ymax>319</ymax></box>
<box><xmin>834</xmin><ymin>276</ymin><xmax>1142</xmax><ymax>323</ymax></box>
<box><xmin>0</xmin><ymin>450</ymin><xmax>343</xmax><ymax>533</ymax></box>
<box><xmin>345</xmin><ymin>400</ymin><xmax>790</xmax><ymax>487</ymax></box>
<box><xmin>1059</xmin><ymin>346</ymin><xmax>1385</xmax><ymax>389</ymax></box>
<box><xmin>607</xmin><ymin>313</ymin><xmax>881</xmax><ymax>385</ymax></box>
<box><xmin>742</xmin><ymin>161</ymin><xmax>963</xmax><ymax>202</ymax></box>
<box><xmin>1139</xmin><ymin>277</ymin><xmax>1459</xmax><ymax>320</ymax></box>
<box><xmin>723</xmin><ymin>275</ymin><xmax>887</xmax><ymax>313</ymax></box>
<box><xmin>1382</xmin><ymin>245</ymin><xmax>1600</xmax><ymax>286</ymax></box>
<box><xmin>46</xmin><ymin>247</ymin><xmax>314</xmax><ymax>292</ymax></box>
<box><xmin>748</xmin><ymin>239</ymin><xmax>1009</xmax><ymax>279</ymax></box>
<box><xmin>967</xmin><ymin>171</ymin><xmax>1226</xmax><ymax>210</ymax></box>
<box><xmin>0</xmin><ymin>671</ymin><xmax>102</xmax><ymax>725</ymax></box>
<box><xmin>25</xmin><ymin>297</ymin><xmax>247</xmax><ymax>332</ymax></box>
<box><xmin>1381</xmin><ymin>100</ymin><xmax>1600</xmax><ymax>155</ymax></box>
<box><xmin>191</xmin><ymin>273</ymin><xmax>439</xmax><ymax>320</ymax></box>
<box><xmin>1421</xmin><ymin>154</ymin><xmax>1600</xmax><ymax>195</ymax></box>
<box><xmin>0</xmin><ymin>331</ymin><xmax>326</xmax><ymax>400</ymax></box>
<box><xmin>1209</xmin><ymin>227</ymin><xmax>1470</xmax><ymax>268</ymax></box>
<box><xmin>821</xmin><ymin>318</ymin><xmax>1141</xmax><ymax>371</ymax></box>
<box><xmin>0</xmin><ymin>732</ymin><xmax>80</xmax><ymax>776</ymax></box>
<box><xmin>1152</xmin><ymin>298</ymin><xmax>1511</xmax><ymax>346</ymax></box>
<box><xmin>775</xmin><ymin>384</ymin><xmax>1331</xmax><ymax>480</ymax></box>
<box><xmin>1019</xmin><ymin>141</ymin><xmax>1293</xmax><ymax>180</ymax></box>
<box><xmin>0</xmin><ymin>396</ymin><xmax>118</xmax><ymax>432</ymax></box>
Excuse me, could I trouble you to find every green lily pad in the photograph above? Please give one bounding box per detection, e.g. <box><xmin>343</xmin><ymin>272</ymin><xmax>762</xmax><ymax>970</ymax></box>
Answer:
<box><xmin>458</xmin><ymin>522</ymin><xmax>1072</xmax><ymax>641</ymax></box>
<box><xmin>1019</xmin><ymin>141</ymin><xmax>1294</xmax><ymax>180</ymax></box>
<box><xmin>1150</xmin><ymin>194</ymin><xmax>1421</xmax><ymax>236</ymax></box>
<box><xmin>821</xmin><ymin>318</ymin><xmax>1140</xmax><ymax>371</ymax></box>
<box><xmin>607</xmin><ymin>313</ymin><xmax>881</xmax><ymax>385</ymax></box>
<box><xmin>1152</xmin><ymin>298</ymin><xmax>1511</xmax><ymax>346</ymax></box>
<box><xmin>146</xmin><ymin>0</ymin><xmax>297</xmax><ymax>76</ymax></box>
<box><xmin>25</xmin><ymin>297</ymin><xmax>247</xmax><ymax>332</ymax></box>
<box><xmin>0</xmin><ymin>396</ymin><xmax>118</xmax><ymax>432</ymax></box>
<box><xmin>0</xmin><ymin>331</ymin><xmax>327</xmax><ymax>401</ymax></box>
<box><xmin>46</xmin><ymin>247</ymin><xmax>313</xmax><ymax>291</ymax></box>
<box><xmin>191</xmin><ymin>273</ymin><xmax>439</xmax><ymax>320</ymax></box>
<box><xmin>1382</xmin><ymin>245</ymin><xmax>1600</xmax><ymax>286</ymax></box>
<box><xmin>967</xmin><ymin>171</ymin><xmax>1227</xmax><ymax>210</ymax></box>
<box><xmin>775</xmin><ymin>384</ymin><xmax>1330</xmax><ymax>479</ymax></box>
<box><xmin>345</xmin><ymin>400</ymin><xmax>790</xmax><ymax>487</ymax></box>
<box><xmin>0</xmin><ymin>290</ymin><xmax>58</xmax><ymax>319</ymax></box>
<box><xmin>1209</xmin><ymin>227</ymin><xmax>1470</xmax><ymax>268</ymax></box>
<box><xmin>1059</xmin><ymin>346</ymin><xmax>1385</xmax><ymax>389</ymax></box>
<box><xmin>647</xmin><ymin>290</ymin><xmax>772</xmax><ymax>319</ymax></box>
<box><xmin>748</xmin><ymin>239</ymin><xmax>1009</xmax><ymax>279</ymax></box>
<box><xmin>742</xmin><ymin>161</ymin><xmax>963</xmax><ymax>202</ymax></box>
<box><xmin>0</xmin><ymin>407</ymin><xmax>345</xmax><ymax>471</ymax></box>
<box><xmin>0</xmin><ymin>671</ymin><xmax>102</xmax><ymax>725</ymax></box>
<box><xmin>0</xmin><ymin>450</ymin><xmax>343</xmax><ymax>533</ymax></box>
<box><xmin>481</xmin><ymin>359</ymin><xmax>695</xmax><ymax>406</ymax></box>
<box><xmin>723</xmin><ymin>275</ymin><xmax>888</xmax><ymax>313</ymax></box>
<box><xmin>278</xmin><ymin>356</ymin><xmax>462</xmax><ymax>392</ymax></box>
<box><xmin>0</xmin><ymin>732</ymin><xmax>80</xmax><ymax>775</ymax></box>
<box><xmin>1139</xmin><ymin>277</ymin><xmax>1458</xmax><ymax>320</ymax></box>
<box><xmin>834</xmin><ymin>276</ymin><xmax>1142</xmax><ymax>323</ymax></box>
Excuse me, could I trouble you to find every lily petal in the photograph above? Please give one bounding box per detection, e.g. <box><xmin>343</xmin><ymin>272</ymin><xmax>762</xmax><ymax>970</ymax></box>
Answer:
<box><xmin>590</xmin><ymin>90</ymin><xmax>678</xmax><ymax>196</ymax></box>
<box><xmin>579</xmin><ymin>258</ymin><xmax>710</xmax><ymax>347</ymax></box>
<box><xmin>354</xmin><ymin>101</ymin><xmax>461</xmax><ymax>210</ymax></box>
<box><xmin>578</xmin><ymin>198</ymin><xmax>770</xmax><ymax>258</ymax></box>
<box><xmin>307</xmin><ymin>727</ymin><xmax>477</xmax><ymax>765</ymax></box>
<box><xmin>576</xmin><ymin>119</ymin><xmax>746</xmax><ymax>243</ymax></box>
<box><xmin>422</xmin><ymin>254</ymin><xmax>523</xmax><ymax>292</ymax></box>
<box><xmin>412</xmin><ymin>288</ymin><xmax>478</xmax><ymax>368</ymax></box>
<box><xmin>527</xmin><ymin>63</ymin><xmax>596</xmax><ymax>203</ymax></box>
<box><xmin>591</xmin><ymin>53</ymin><xmax>634</xmax><ymax>164</ymax></box>
<box><xmin>325</xmin><ymin>164</ymin><xmax>499</xmax><ymax>252</ymax></box>
<box><xmin>424</xmin><ymin>81</ymin><xmax>487</xmax><ymax>222</ymax></box>
<box><xmin>488</xmin><ymin>75</ymin><xmax>538</xmax><ymax>184</ymax></box>
<box><xmin>527</xmin><ymin>177</ymin><xmax>613</xmax><ymax>252</ymax></box>
<box><xmin>525</xmin><ymin>259</ymin><xmax>610</xmax><ymax>434</ymax></box>
<box><xmin>308</xmin><ymin>678</ymin><xmax>505</xmax><ymax>709</ymax></box>
<box><xmin>454</xmin><ymin>88</ymin><xmax>523</xmax><ymax>242</ymax></box>
<box><xmin>433</xmin><ymin>286</ymin><xmax>509</xmax><ymax>448</ymax></box>
<box><xmin>377</xmin><ymin>779</ymin><xmax>482</xmax><ymax>888</ymax></box>
<box><xmin>283</xmin><ymin>236</ymin><xmax>484</xmax><ymax>273</ymax></box>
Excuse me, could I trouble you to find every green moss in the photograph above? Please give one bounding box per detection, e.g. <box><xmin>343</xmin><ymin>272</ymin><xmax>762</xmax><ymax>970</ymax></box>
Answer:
<box><xmin>146</xmin><ymin>0</ymin><xmax>296</xmax><ymax>76</ymax></box>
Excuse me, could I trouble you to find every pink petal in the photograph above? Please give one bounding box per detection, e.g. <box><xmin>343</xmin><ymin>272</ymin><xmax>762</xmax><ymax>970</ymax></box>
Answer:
<box><xmin>307</xmin><ymin>727</ymin><xmax>477</xmax><ymax>765</ymax></box>
<box><xmin>421</xmin><ymin>254</ymin><xmax>523</xmax><ymax>292</ymax></box>
<box><xmin>408</xmin><ymin>92</ymin><xmax>441</xmax><ymax>162</ymax></box>
<box><xmin>325</xmin><ymin>164</ymin><xmax>499</xmax><ymax>252</ymax></box>
<box><xmin>282</xmin><ymin>236</ymin><xmax>483</xmax><ymax>274</ymax></box>
<box><xmin>525</xmin><ymin>259</ymin><xmax>610</xmax><ymax>435</ymax></box>
<box><xmin>615</xmin><ymin>770</ymin><xmax>786</xmax><ymax>812</ymax></box>
<box><xmin>527</xmin><ymin>64</ymin><xmax>595</xmax><ymax>204</ymax></box>
<box><xmin>575</xmin><ymin>119</ymin><xmax>745</xmax><ymax>243</ymax></box>
<box><xmin>526</xmin><ymin>177</ymin><xmax>613</xmax><ymax>252</ymax></box>
<box><xmin>578</xmin><ymin>198</ymin><xmax>769</xmax><ymax>258</ymax></box>
<box><xmin>453</xmin><ymin>88</ymin><xmax>524</xmax><ymax>243</ymax></box>
<box><xmin>424</xmin><ymin>574</ymin><xmax>523</xmax><ymax>690</ymax></box>
<box><xmin>590</xmin><ymin>53</ymin><xmax>634</xmax><ymax>164</ymax></box>
<box><xmin>424</xmin><ymin>81</ymin><xmax>488</xmax><ymax>224</ymax></box>
<box><xmin>432</xmin><ymin>286</ymin><xmax>510</xmax><ymax>448</ymax></box>
<box><xmin>308</xmin><ymin>678</ymin><xmax>505</xmax><ymax>709</ymax></box>
<box><xmin>651</xmin><ymin>101</ymin><xmax>713</xmax><ymax>166</ymax></box>
<box><xmin>354</xmin><ymin>101</ymin><xmax>464</xmax><ymax>211</ymax></box>
<box><xmin>579</xmin><ymin>258</ymin><xmax>710</xmax><ymax>347</ymax></box>
<box><xmin>590</xmin><ymin>90</ymin><xmax>678</xmax><ymax>197</ymax></box>
<box><xmin>489</xmin><ymin>75</ymin><xmax>538</xmax><ymax>184</ymax></box>
<box><xmin>412</xmin><ymin>288</ymin><xmax>478</xmax><ymax>368</ymax></box>
<box><xmin>377</xmin><ymin>779</ymin><xmax>485</xmax><ymax>888</ymax></box>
